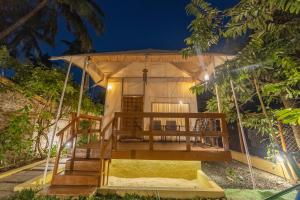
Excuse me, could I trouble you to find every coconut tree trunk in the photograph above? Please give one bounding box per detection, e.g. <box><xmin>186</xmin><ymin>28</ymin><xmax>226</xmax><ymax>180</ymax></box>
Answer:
<box><xmin>0</xmin><ymin>0</ymin><xmax>48</xmax><ymax>40</ymax></box>
<box><xmin>281</xmin><ymin>98</ymin><xmax>300</xmax><ymax>149</ymax></box>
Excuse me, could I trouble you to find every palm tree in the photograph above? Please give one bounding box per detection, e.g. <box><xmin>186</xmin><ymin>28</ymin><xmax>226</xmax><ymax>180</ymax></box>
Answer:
<box><xmin>0</xmin><ymin>0</ymin><xmax>104</xmax><ymax>55</ymax></box>
<box><xmin>0</xmin><ymin>0</ymin><xmax>48</xmax><ymax>40</ymax></box>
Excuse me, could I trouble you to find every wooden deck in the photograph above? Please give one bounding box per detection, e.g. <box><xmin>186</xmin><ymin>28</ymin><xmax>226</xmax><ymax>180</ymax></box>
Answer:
<box><xmin>45</xmin><ymin>112</ymin><xmax>231</xmax><ymax>197</ymax></box>
<box><xmin>76</xmin><ymin>141</ymin><xmax>231</xmax><ymax>161</ymax></box>
<box><xmin>113</xmin><ymin>141</ymin><xmax>231</xmax><ymax>161</ymax></box>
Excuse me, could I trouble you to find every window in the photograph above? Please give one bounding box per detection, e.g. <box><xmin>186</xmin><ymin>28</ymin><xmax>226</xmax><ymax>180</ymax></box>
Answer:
<box><xmin>151</xmin><ymin>103</ymin><xmax>189</xmax><ymax>128</ymax></box>
<box><xmin>152</xmin><ymin>103</ymin><xmax>189</xmax><ymax>113</ymax></box>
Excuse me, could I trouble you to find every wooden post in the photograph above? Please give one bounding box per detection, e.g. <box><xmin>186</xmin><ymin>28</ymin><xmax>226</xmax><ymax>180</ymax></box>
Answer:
<box><xmin>86</xmin><ymin>118</ymin><xmax>92</xmax><ymax>159</ymax></box>
<box><xmin>105</xmin><ymin>160</ymin><xmax>110</xmax><ymax>185</ymax></box>
<box><xmin>209</xmin><ymin>119</ymin><xmax>214</xmax><ymax>146</ymax></box>
<box><xmin>278</xmin><ymin>121</ymin><xmax>287</xmax><ymax>152</ymax></box>
<box><xmin>221</xmin><ymin>117</ymin><xmax>229</xmax><ymax>151</ymax></box>
<box><xmin>70</xmin><ymin>119</ymin><xmax>78</xmax><ymax>171</ymax></box>
<box><xmin>99</xmin><ymin>118</ymin><xmax>102</xmax><ymax>139</ymax></box>
<box><xmin>112</xmin><ymin>117</ymin><xmax>116</xmax><ymax>150</ymax></box>
<box><xmin>149</xmin><ymin>117</ymin><xmax>153</xmax><ymax>151</ymax></box>
<box><xmin>98</xmin><ymin>159</ymin><xmax>103</xmax><ymax>187</ymax></box>
<box><xmin>213</xmin><ymin>57</ymin><xmax>222</xmax><ymax>113</ymax></box>
<box><xmin>185</xmin><ymin>117</ymin><xmax>191</xmax><ymax>151</ymax></box>
<box><xmin>70</xmin><ymin>113</ymin><xmax>76</xmax><ymax>146</ymax></box>
<box><xmin>230</xmin><ymin>79</ymin><xmax>255</xmax><ymax>189</ymax></box>
<box><xmin>237</xmin><ymin>122</ymin><xmax>245</xmax><ymax>153</ymax></box>
<box><xmin>51</xmin><ymin>133</ymin><xmax>63</xmax><ymax>183</ymax></box>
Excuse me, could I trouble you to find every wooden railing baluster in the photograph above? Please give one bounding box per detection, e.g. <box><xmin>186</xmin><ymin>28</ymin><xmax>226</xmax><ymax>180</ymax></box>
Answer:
<box><xmin>112</xmin><ymin>112</ymin><xmax>230</xmax><ymax>152</ymax></box>
<box><xmin>52</xmin><ymin>133</ymin><xmax>63</xmax><ymax>180</ymax></box>
<box><xmin>149</xmin><ymin>117</ymin><xmax>153</xmax><ymax>151</ymax></box>
<box><xmin>185</xmin><ymin>117</ymin><xmax>191</xmax><ymax>151</ymax></box>
<box><xmin>221</xmin><ymin>116</ymin><xmax>229</xmax><ymax>150</ymax></box>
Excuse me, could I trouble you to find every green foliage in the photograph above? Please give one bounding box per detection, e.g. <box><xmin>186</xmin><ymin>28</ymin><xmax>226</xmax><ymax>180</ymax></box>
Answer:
<box><xmin>242</xmin><ymin>114</ymin><xmax>273</xmax><ymax>136</ymax></box>
<box><xmin>5</xmin><ymin>189</ymin><xmax>60</xmax><ymax>200</ymax></box>
<box><xmin>0</xmin><ymin>0</ymin><xmax>105</xmax><ymax>57</ymax></box>
<box><xmin>276</xmin><ymin>109</ymin><xmax>300</xmax><ymax>125</ymax></box>
<box><xmin>0</xmin><ymin>46</ymin><xmax>9</xmax><ymax>66</ymax></box>
<box><xmin>184</xmin><ymin>0</ymin><xmax>300</xmax><ymax>153</ymax></box>
<box><xmin>189</xmin><ymin>83</ymin><xmax>206</xmax><ymax>95</ymax></box>
<box><xmin>183</xmin><ymin>0</ymin><xmax>222</xmax><ymax>56</ymax></box>
<box><xmin>0</xmin><ymin>49</ymin><xmax>103</xmax><ymax>167</ymax></box>
<box><xmin>80</xmin><ymin>120</ymin><xmax>92</xmax><ymax>130</ymax></box>
<box><xmin>0</xmin><ymin>106</ymin><xmax>34</xmax><ymax>166</ymax></box>
<box><xmin>185</xmin><ymin>0</ymin><xmax>300</xmax><ymax>135</ymax></box>
<box><xmin>11</xmin><ymin>61</ymin><xmax>103</xmax><ymax>116</ymax></box>
<box><xmin>5</xmin><ymin>189</ymin><xmax>226</xmax><ymax>200</ymax></box>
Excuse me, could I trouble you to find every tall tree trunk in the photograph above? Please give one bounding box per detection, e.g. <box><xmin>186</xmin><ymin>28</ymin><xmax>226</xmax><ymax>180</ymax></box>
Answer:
<box><xmin>281</xmin><ymin>98</ymin><xmax>300</xmax><ymax>149</ymax></box>
<box><xmin>0</xmin><ymin>0</ymin><xmax>48</xmax><ymax>40</ymax></box>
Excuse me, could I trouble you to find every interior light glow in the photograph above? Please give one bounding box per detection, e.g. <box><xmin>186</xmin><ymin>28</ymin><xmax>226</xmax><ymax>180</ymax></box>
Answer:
<box><xmin>107</xmin><ymin>84</ymin><xmax>113</xmax><ymax>91</ymax></box>
<box><xmin>179</xmin><ymin>100</ymin><xmax>183</xmax><ymax>105</ymax></box>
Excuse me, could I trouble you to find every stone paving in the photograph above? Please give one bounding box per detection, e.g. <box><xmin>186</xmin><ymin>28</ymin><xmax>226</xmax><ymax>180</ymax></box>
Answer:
<box><xmin>0</xmin><ymin>162</ymin><xmax>55</xmax><ymax>199</ymax></box>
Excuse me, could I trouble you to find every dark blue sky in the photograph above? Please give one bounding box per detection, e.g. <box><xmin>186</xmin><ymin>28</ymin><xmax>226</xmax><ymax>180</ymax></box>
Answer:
<box><xmin>44</xmin><ymin>0</ymin><xmax>239</xmax><ymax>56</ymax></box>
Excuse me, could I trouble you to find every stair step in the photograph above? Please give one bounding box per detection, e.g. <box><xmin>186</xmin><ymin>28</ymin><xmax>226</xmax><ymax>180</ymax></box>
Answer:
<box><xmin>75</xmin><ymin>149</ymin><xmax>111</xmax><ymax>159</ymax></box>
<box><xmin>60</xmin><ymin>170</ymin><xmax>100</xmax><ymax>176</ymax></box>
<box><xmin>52</xmin><ymin>171</ymin><xmax>99</xmax><ymax>186</ymax></box>
<box><xmin>41</xmin><ymin>185</ymin><xmax>97</xmax><ymax>197</ymax></box>
<box><xmin>65</xmin><ymin>158</ymin><xmax>101</xmax><ymax>171</ymax></box>
<box><xmin>77</xmin><ymin>142</ymin><xmax>101</xmax><ymax>149</ymax></box>
<box><xmin>75</xmin><ymin>149</ymin><xmax>101</xmax><ymax>159</ymax></box>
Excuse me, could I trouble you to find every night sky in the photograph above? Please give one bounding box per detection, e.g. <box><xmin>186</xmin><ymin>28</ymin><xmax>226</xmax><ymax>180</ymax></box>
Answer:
<box><xmin>43</xmin><ymin>0</ymin><xmax>240</xmax><ymax>56</ymax></box>
<box><xmin>41</xmin><ymin>0</ymin><xmax>240</xmax><ymax>102</ymax></box>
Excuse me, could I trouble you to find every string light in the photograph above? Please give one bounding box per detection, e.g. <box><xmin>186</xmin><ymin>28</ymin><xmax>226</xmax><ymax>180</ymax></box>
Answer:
<box><xmin>204</xmin><ymin>73</ymin><xmax>209</xmax><ymax>81</ymax></box>
<box><xmin>276</xmin><ymin>154</ymin><xmax>284</xmax><ymax>163</ymax></box>
<box><xmin>66</xmin><ymin>142</ymin><xmax>71</xmax><ymax>148</ymax></box>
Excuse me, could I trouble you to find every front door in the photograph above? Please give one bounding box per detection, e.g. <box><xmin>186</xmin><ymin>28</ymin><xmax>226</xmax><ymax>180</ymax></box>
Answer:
<box><xmin>120</xmin><ymin>96</ymin><xmax>144</xmax><ymax>140</ymax></box>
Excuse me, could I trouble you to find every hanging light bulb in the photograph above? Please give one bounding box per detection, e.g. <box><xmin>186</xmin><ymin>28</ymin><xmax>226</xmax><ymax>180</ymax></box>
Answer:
<box><xmin>66</xmin><ymin>142</ymin><xmax>71</xmax><ymax>148</ymax></box>
<box><xmin>204</xmin><ymin>73</ymin><xmax>210</xmax><ymax>81</ymax></box>
<box><xmin>143</xmin><ymin>68</ymin><xmax>148</xmax><ymax>84</ymax></box>
<box><xmin>143</xmin><ymin>54</ymin><xmax>148</xmax><ymax>84</ymax></box>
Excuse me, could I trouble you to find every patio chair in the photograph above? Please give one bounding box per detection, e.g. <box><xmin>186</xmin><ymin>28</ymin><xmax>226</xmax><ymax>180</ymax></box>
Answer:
<box><xmin>152</xmin><ymin>120</ymin><xmax>162</xmax><ymax>130</ymax></box>
<box><xmin>152</xmin><ymin>120</ymin><xmax>164</xmax><ymax>141</ymax></box>
<box><xmin>165</xmin><ymin>120</ymin><xmax>181</xmax><ymax>142</ymax></box>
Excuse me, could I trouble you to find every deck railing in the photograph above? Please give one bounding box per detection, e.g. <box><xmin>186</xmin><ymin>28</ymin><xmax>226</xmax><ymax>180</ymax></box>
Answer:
<box><xmin>112</xmin><ymin>112</ymin><xmax>229</xmax><ymax>151</ymax></box>
<box><xmin>52</xmin><ymin>113</ymin><xmax>102</xmax><ymax>178</ymax></box>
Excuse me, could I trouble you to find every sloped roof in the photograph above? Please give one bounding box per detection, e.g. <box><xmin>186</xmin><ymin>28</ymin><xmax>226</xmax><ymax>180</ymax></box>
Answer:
<box><xmin>50</xmin><ymin>49</ymin><xmax>234</xmax><ymax>88</ymax></box>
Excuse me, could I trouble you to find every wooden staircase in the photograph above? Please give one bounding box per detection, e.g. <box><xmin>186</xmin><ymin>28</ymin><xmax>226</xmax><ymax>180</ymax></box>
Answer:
<box><xmin>44</xmin><ymin>113</ymin><xmax>113</xmax><ymax>197</ymax></box>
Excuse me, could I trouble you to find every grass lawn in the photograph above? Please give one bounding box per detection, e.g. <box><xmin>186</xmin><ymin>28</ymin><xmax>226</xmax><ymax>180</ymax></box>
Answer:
<box><xmin>225</xmin><ymin>189</ymin><xmax>297</xmax><ymax>200</ymax></box>
<box><xmin>3</xmin><ymin>189</ymin><xmax>297</xmax><ymax>200</ymax></box>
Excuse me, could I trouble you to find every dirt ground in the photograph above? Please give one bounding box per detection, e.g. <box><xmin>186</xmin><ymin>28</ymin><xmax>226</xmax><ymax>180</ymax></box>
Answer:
<box><xmin>202</xmin><ymin>160</ymin><xmax>294</xmax><ymax>190</ymax></box>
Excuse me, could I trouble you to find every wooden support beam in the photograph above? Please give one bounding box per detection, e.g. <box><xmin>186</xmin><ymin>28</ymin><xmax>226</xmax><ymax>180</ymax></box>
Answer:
<box><xmin>185</xmin><ymin>117</ymin><xmax>191</xmax><ymax>151</ymax></box>
<box><xmin>111</xmin><ymin>150</ymin><xmax>232</xmax><ymax>161</ymax></box>
<box><xmin>277</xmin><ymin>121</ymin><xmax>287</xmax><ymax>152</ymax></box>
<box><xmin>149</xmin><ymin>117</ymin><xmax>154</xmax><ymax>151</ymax></box>
<box><xmin>237</xmin><ymin>122</ymin><xmax>245</xmax><ymax>153</ymax></box>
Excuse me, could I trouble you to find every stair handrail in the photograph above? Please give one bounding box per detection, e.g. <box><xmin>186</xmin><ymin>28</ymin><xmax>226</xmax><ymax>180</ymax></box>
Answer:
<box><xmin>99</xmin><ymin>117</ymin><xmax>114</xmax><ymax>157</ymax></box>
<box><xmin>97</xmin><ymin>117</ymin><xmax>114</xmax><ymax>187</ymax></box>
<box><xmin>52</xmin><ymin>113</ymin><xmax>102</xmax><ymax>178</ymax></box>
<box><xmin>56</xmin><ymin>117</ymin><xmax>78</xmax><ymax>136</ymax></box>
